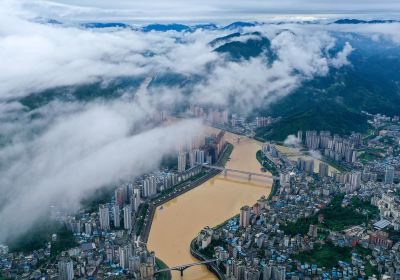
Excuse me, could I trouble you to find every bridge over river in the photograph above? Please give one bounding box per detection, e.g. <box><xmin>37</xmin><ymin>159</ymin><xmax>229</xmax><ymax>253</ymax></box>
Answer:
<box><xmin>155</xmin><ymin>259</ymin><xmax>217</xmax><ymax>276</ymax></box>
<box><xmin>203</xmin><ymin>164</ymin><xmax>278</xmax><ymax>182</ymax></box>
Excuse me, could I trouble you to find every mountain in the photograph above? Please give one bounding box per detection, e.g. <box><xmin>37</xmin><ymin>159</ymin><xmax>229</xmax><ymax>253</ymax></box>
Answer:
<box><xmin>255</xmin><ymin>35</ymin><xmax>400</xmax><ymax>140</ymax></box>
<box><xmin>193</xmin><ymin>23</ymin><xmax>218</xmax><ymax>30</ymax></box>
<box><xmin>213</xmin><ymin>32</ymin><xmax>273</xmax><ymax>61</ymax></box>
<box><xmin>333</xmin><ymin>19</ymin><xmax>399</xmax><ymax>24</ymax></box>
<box><xmin>223</xmin><ymin>21</ymin><xmax>257</xmax><ymax>30</ymax></box>
<box><xmin>82</xmin><ymin>22</ymin><xmax>130</xmax><ymax>28</ymax></box>
<box><xmin>209</xmin><ymin>32</ymin><xmax>241</xmax><ymax>47</ymax></box>
<box><xmin>15</xmin><ymin>28</ymin><xmax>400</xmax><ymax>142</ymax></box>
<box><xmin>142</xmin><ymin>24</ymin><xmax>191</xmax><ymax>32</ymax></box>
<box><xmin>20</xmin><ymin>77</ymin><xmax>144</xmax><ymax>110</ymax></box>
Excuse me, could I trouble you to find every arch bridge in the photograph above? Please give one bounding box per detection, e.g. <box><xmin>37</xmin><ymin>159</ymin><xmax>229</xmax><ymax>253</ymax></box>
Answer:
<box><xmin>154</xmin><ymin>259</ymin><xmax>217</xmax><ymax>276</ymax></box>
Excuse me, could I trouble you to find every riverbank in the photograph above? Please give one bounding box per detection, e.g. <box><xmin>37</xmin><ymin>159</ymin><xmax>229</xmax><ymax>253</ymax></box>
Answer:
<box><xmin>139</xmin><ymin>143</ymin><xmax>233</xmax><ymax>243</ymax></box>
<box><xmin>147</xmin><ymin>130</ymin><xmax>271</xmax><ymax>280</ymax></box>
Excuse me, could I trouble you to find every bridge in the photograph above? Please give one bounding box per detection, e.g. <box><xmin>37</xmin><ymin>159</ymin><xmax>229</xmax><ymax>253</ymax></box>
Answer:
<box><xmin>203</xmin><ymin>164</ymin><xmax>277</xmax><ymax>181</ymax></box>
<box><xmin>155</xmin><ymin>259</ymin><xmax>217</xmax><ymax>276</ymax></box>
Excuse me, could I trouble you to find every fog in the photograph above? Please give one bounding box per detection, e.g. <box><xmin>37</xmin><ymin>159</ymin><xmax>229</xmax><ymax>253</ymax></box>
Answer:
<box><xmin>0</xmin><ymin>1</ymin><xmax>396</xmax><ymax>242</ymax></box>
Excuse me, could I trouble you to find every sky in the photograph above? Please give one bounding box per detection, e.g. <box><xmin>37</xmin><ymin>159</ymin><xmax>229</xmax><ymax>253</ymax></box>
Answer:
<box><xmin>15</xmin><ymin>0</ymin><xmax>400</xmax><ymax>23</ymax></box>
<box><xmin>0</xmin><ymin>0</ymin><xmax>399</xmax><ymax>242</ymax></box>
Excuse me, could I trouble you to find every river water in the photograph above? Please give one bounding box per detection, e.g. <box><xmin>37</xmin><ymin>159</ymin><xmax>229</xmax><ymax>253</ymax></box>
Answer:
<box><xmin>147</xmin><ymin>130</ymin><xmax>272</xmax><ymax>279</ymax></box>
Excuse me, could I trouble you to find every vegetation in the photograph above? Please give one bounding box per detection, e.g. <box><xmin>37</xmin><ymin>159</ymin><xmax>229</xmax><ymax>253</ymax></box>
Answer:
<box><xmin>255</xmin><ymin>38</ymin><xmax>400</xmax><ymax>141</ymax></box>
<box><xmin>358</xmin><ymin>148</ymin><xmax>385</xmax><ymax>163</ymax></box>
<box><xmin>217</xmin><ymin>143</ymin><xmax>233</xmax><ymax>167</ymax></box>
<box><xmin>155</xmin><ymin>258</ymin><xmax>171</xmax><ymax>280</ymax></box>
<box><xmin>7</xmin><ymin>219</ymin><xmax>76</xmax><ymax>262</ymax></box>
<box><xmin>81</xmin><ymin>186</ymin><xmax>115</xmax><ymax>213</ymax></box>
<box><xmin>214</xmin><ymin>32</ymin><xmax>271</xmax><ymax>61</ymax></box>
<box><xmin>50</xmin><ymin>226</ymin><xmax>78</xmax><ymax>257</ymax></box>
<box><xmin>317</xmin><ymin>196</ymin><xmax>371</xmax><ymax>231</ymax></box>
<box><xmin>350</xmin><ymin>197</ymin><xmax>379</xmax><ymax>217</ymax></box>
<box><xmin>8</xmin><ymin>220</ymin><xmax>61</xmax><ymax>253</ymax></box>
<box><xmin>293</xmin><ymin>242</ymin><xmax>351</xmax><ymax>268</ymax></box>
<box><xmin>281</xmin><ymin>195</ymin><xmax>379</xmax><ymax>235</ymax></box>
<box><xmin>256</xmin><ymin>150</ymin><xmax>279</xmax><ymax>176</ymax></box>
<box><xmin>280</xmin><ymin>216</ymin><xmax>318</xmax><ymax>236</ymax></box>
<box><xmin>364</xmin><ymin>263</ymin><xmax>379</xmax><ymax>277</ymax></box>
<box><xmin>198</xmin><ymin>239</ymin><xmax>226</xmax><ymax>259</ymax></box>
<box><xmin>321</xmin><ymin>156</ymin><xmax>351</xmax><ymax>172</ymax></box>
<box><xmin>135</xmin><ymin>203</ymin><xmax>150</xmax><ymax>236</ymax></box>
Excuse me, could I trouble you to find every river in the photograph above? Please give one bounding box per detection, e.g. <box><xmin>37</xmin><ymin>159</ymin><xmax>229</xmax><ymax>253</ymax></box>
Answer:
<box><xmin>147</xmin><ymin>130</ymin><xmax>271</xmax><ymax>279</ymax></box>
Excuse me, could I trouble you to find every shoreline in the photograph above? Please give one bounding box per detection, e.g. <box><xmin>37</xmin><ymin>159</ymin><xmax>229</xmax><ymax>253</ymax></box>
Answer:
<box><xmin>140</xmin><ymin>143</ymin><xmax>233</xmax><ymax>243</ymax></box>
<box><xmin>146</xmin><ymin>130</ymin><xmax>270</xmax><ymax>279</ymax></box>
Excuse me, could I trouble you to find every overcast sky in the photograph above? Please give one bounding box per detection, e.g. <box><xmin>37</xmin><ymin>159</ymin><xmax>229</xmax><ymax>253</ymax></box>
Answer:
<box><xmin>17</xmin><ymin>0</ymin><xmax>400</xmax><ymax>23</ymax></box>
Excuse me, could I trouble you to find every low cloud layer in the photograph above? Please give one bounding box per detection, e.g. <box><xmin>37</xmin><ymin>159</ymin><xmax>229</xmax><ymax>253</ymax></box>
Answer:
<box><xmin>0</xmin><ymin>2</ymin><xmax>397</xmax><ymax>241</ymax></box>
<box><xmin>284</xmin><ymin>135</ymin><xmax>301</xmax><ymax>147</ymax></box>
<box><xmin>0</xmin><ymin>97</ymin><xmax>204</xmax><ymax>240</ymax></box>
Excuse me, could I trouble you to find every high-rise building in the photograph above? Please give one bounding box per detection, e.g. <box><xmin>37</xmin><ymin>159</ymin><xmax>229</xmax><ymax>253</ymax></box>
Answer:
<box><xmin>99</xmin><ymin>204</ymin><xmax>110</xmax><ymax>230</ymax></box>
<box><xmin>297</xmin><ymin>131</ymin><xmax>303</xmax><ymax>143</ymax></box>
<box><xmin>189</xmin><ymin>150</ymin><xmax>196</xmax><ymax>168</ymax></box>
<box><xmin>349</xmin><ymin>172</ymin><xmax>361</xmax><ymax>192</ymax></box>
<box><xmin>178</xmin><ymin>152</ymin><xmax>187</xmax><ymax>172</ymax></box>
<box><xmin>112</xmin><ymin>204</ymin><xmax>120</xmax><ymax>228</ymax></box>
<box><xmin>119</xmin><ymin>245</ymin><xmax>131</xmax><ymax>269</ymax></box>
<box><xmin>115</xmin><ymin>186</ymin><xmax>127</xmax><ymax>206</ymax></box>
<box><xmin>58</xmin><ymin>259</ymin><xmax>74</xmax><ymax>280</ymax></box>
<box><xmin>195</xmin><ymin>149</ymin><xmax>205</xmax><ymax>165</ymax></box>
<box><xmin>123</xmin><ymin>205</ymin><xmax>132</xmax><ymax>231</ymax></box>
<box><xmin>142</xmin><ymin>176</ymin><xmax>157</xmax><ymax>198</ymax></box>
<box><xmin>240</xmin><ymin>206</ymin><xmax>251</xmax><ymax>228</ymax></box>
<box><xmin>384</xmin><ymin>166</ymin><xmax>395</xmax><ymax>184</ymax></box>
<box><xmin>131</xmin><ymin>188</ymin><xmax>141</xmax><ymax>212</ymax></box>
<box><xmin>84</xmin><ymin>222</ymin><xmax>92</xmax><ymax>236</ymax></box>
<box><xmin>319</xmin><ymin>162</ymin><xmax>329</xmax><ymax>178</ymax></box>
<box><xmin>297</xmin><ymin>158</ymin><xmax>314</xmax><ymax>175</ymax></box>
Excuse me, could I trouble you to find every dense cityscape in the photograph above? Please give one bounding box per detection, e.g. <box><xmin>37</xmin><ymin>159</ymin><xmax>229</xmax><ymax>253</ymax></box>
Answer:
<box><xmin>1</xmin><ymin>1</ymin><xmax>400</xmax><ymax>280</ymax></box>
<box><xmin>193</xmin><ymin>114</ymin><xmax>400</xmax><ymax>280</ymax></box>
<box><xmin>0</xmin><ymin>110</ymin><xmax>399</xmax><ymax>280</ymax></box>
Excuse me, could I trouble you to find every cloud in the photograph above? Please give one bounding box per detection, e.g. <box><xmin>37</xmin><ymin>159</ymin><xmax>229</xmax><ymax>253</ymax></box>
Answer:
<box><xmin>0</xmin><ymin>97</ymin><xmax>204</xmax><ymax>241</ymax></box>
<box><xmin>330</xmin><ymin>41</ymin><xmax>354</xmax><ymax>68</ymax></box>
<box><xmin>284</xmin><ymin>135</ymin><xmax>301</xmax><ymax>147</ymax></box>
<box><xmin>16</xmin><ymin>0</ymin><xmax>400</xmax><ymax>23</ymax></box>
<box><xmin>309</xmin><ymin>149</ymin><xmax>322</xmax><ymax>159</ymax></box>
<box><xmin>190</xmin><ymin>29</ymin><xmax>352</xmax><ymax>112</ymax></box>
<box><xmin>0</xmin><ymin>1</ymin><xmax>383</xmax><ymax>242</ymax></box>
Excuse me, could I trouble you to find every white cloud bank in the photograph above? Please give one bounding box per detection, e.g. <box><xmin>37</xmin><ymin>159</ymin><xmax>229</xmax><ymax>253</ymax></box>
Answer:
<box><xmin>0</xmin><ymin>98</ymin><xmax>204</xmax><ymax>240</ymax></box>
<box><xmin>3</xmin><ymin>0</ymin><xmax>397</xmax><ymax>242</ymax></box>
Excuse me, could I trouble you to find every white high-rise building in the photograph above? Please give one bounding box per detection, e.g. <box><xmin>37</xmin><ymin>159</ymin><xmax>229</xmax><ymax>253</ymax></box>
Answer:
<box><xmin>119</xmin><ymin>245</ymin><xmax>130</xmax><ymax>269</ymax></box>
<box><xmin>131</xmin><ymin>188</ymin><xmax>141</xmax><ymax>212</ymax></box>
<box><xmin>178</xmin><ymin>152</ymin><xmax>187</xmax><ymax>172</ymax></box>
<box><xmin>84</xmin><ymin>222</ymin><xmax>92</xmax><ymax>236</ymax></box>
<box><xmin>112</xmin><ymin>204</ymin><xmax>120</xmax><ymax>228</ymax></box>
<box><xmin>385</xmin><ymin>166</ymin><xmax>395</xmax><ymax>184</ymax></box>
<box><xmin>142</xmin><ymin>176</ymin><xmax>157</xmax><ymax>198</ymax></box>
<box><xmin>123</xmin><ymin>205</ymin><xmax>132</xmax><ymax>231</ymax></box>
<box><xmin>58</xmin><ymin>259</ymin><xmax>74</xmax><ymax>280</ymax></box>
<box><xmin>195</xmin><ymin>149</ymin><xmax>205</xmax><ymax>165</ymax></box>
<box><xmin>189</xmin><ymin>150</ymin><xmax>196</xmax><ymax>168</ymax></box>
<box><xmin>99</xmin><ymin>204</ymin><xmax>110</xmax><ymax>230</ymax></box>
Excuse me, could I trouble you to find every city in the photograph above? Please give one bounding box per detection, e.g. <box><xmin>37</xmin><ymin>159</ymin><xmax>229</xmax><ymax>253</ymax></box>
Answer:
<box><xmin>1</xmin><ymin>1</ymin><xmax>400</xmax><ymax>280</ymax></box>
<box><xmin>1</xmin><ymin>110</ymin><xmax>399</xmax><ymax>280</ymax></box>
